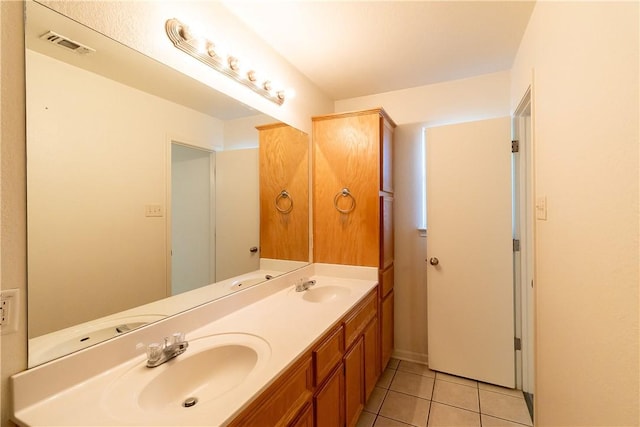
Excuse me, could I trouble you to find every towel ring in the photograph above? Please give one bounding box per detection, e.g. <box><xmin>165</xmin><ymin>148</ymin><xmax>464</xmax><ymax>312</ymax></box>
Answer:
<box><xmin>275</xmin><ymin>190</ymin><xmax>293</xmax><ymax>214</ymax></box>
<box><xmin>334</xmin><ymin>188</ymin><xmax>356</xmax><ymax>214</ymax></box>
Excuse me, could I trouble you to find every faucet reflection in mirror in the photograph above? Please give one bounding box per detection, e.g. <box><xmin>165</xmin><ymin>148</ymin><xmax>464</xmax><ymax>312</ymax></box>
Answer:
<box><xmin>166</xmin><ymin>18</ymin><xmax>289</xmax><ymax>105</ymax></box>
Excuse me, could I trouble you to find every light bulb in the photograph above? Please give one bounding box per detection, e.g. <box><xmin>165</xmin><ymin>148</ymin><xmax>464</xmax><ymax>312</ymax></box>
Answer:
<box><xmin>228</xmin><ymin>56</ymin><xmax>240</xmax><ymax>71</ymax></box>
<box><xmin>205</xmin><ymin>41</ymin><xmax>218</xmax><ymax>59</ymax></box>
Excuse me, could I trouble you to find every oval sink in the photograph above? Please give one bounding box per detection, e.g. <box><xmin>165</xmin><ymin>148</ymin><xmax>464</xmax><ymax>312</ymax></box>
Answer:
<box><xmin>102</xmin><ymin>333</ymin><xmax>271</xmax><ymax>420</ymax></box>
<box><xmin>138</xmin><ymin>344</ymin><xmax>258</xmax><ymax>411</ymax></box>
<box><xmin>302</xmin><ymin>285</ymin><xmax>351</xmax><ymax>303</ymax></box>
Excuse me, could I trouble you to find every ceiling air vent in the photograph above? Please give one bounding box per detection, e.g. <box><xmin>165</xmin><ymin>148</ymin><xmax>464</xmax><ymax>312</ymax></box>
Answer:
<box><xmin>39</xmin><ymin>31</ymin><xmax>95</xmax><ymax>55</ymax></box>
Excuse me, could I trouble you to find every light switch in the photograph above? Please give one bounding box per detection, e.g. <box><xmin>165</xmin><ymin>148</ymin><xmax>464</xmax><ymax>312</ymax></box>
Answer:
<box><xmin>145</xmin><ymin>205</ymin><xmax>164</xmax><ymax>217</ymax></box>
<box><xmin>535</xmin><ymin>196</ymin><xmax>547</xmax><ymax>220</ymax></box>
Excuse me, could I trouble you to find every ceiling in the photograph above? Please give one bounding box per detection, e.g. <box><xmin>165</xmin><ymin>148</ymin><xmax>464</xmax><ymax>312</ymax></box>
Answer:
<box><xmin>222</xmin><ymin>1</ymin><xmax>536</xmax><ymax>100</ymax></box>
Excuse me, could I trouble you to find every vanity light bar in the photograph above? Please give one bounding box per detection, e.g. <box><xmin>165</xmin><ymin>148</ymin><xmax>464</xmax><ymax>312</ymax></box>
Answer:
<box><xmin>165</xmin><ymin>18</ymin><xmax>286</xmax><ymax>105</ymax></box>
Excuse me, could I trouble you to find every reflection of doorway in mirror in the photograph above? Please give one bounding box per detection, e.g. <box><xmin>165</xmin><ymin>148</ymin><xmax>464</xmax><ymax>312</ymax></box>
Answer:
<box><xmin>171</xmin><ymin>143</ymin><xmax>215</xmax><ymax>295</ymax></box>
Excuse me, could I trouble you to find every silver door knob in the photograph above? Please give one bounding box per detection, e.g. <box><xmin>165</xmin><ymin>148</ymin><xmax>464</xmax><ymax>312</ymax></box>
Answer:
<box><xmin>429</xmin><ymin>257</ymin><xmax>439</xmax><ymax>266</ymax></box>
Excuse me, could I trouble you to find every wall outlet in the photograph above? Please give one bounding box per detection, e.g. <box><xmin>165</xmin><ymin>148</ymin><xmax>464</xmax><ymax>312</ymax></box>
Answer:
<box><xmin>1</xmin><ymin>288</ymin><xmax>19</xmax><ymax>335</ymax></box>
<box><xmin>145</xmin><ymin>204</ymin><xmax>164</xmax><ymax>217</ymax></box>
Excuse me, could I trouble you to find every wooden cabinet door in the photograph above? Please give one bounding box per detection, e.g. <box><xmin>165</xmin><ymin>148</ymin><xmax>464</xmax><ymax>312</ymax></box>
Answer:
<box><xmin>381</xmin><ymin>117</ymin><xmax>394</xmax><ymax>193</ymax></box>
<box><xmin>258</xmin><ymin>123</ymin><xmax>309</xmax><ymax>262</ymax></box>
<box><xmin>380</xmin><ymin>195</ymin><xmax>394</xmax><ymax>269</ymax></box>
<box><xmin>314</xmin><ymin>365</ymin><xmax>344</xmax><ymax>427</ymax></box>
<box><xmin>291</xmin><ymin>403</ymin><xmax>314</xmax><ymax>427</ymax></box>
<box><xmin>363</xmin><ymin>317</ymin><xmax>380</xmax><ymax>401</ymax></box>
<box><xmin>313</xmin><ymin>112</ymin><xmax>380</xmax><ymax>267</ymax></box>
<box><xmin>344</xmin><ymin>337</ymin><xmax>364</xmax><ymax>427</ymax></box>
<box><xmin>381</xmin><ymin>291</ymin><xmax>394</xmax><ymax>369</ymax></box>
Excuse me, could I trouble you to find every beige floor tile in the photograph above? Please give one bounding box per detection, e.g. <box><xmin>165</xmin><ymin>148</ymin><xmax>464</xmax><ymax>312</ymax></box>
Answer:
<box><xmin>387</xmin><ymin>358</ymin><xmax>401</xmax><ymax>369</ymax></box>
<box><xmin>427</xmin><ymin>402</ymin><xmax>480</xmax><ymax>427</ymax></box>
<box><xmin>357</xmin><ymin>410</ymin><xmax>378</xmax><ymax>427</ymax></box>
<box><xmin>479</xmin><ymin>390</ymin><xmax>532</xmax><ymax>426</ymax></box>
<box><xmin>379</xmin><ymin>390</ymin><xmax>430</xmax><ymax>427</ymax></box>
<box><xmin>374</xmin><ymin>415</ymin><xmax>413</xmax><ymax>426</ymax></box>
<box><xmin>434</xmin><ymin>372</ymin><xmax>478</xmax><ymax>387</ymax></box>
<box><xmin>365</xmin><ymin>387</ymin><xmax>388</xmax><ymax>413</ymax></box>
<box><xmin>377</xmin><ymin>368</ymin><xmax>397</xmax><ymax>389</ymax></box>
<box><xmin>481</xmin><ymin>414</ymin><xmax>532</xmax><ymax>426</ymax></box>
<box><xmin>390</xmin><ymin>371</ymin><xmax>435</xmax><ymax>400</ymax></box>
<box><xmin>432</xmin><ymin>379</ymin><xmax>479</xmax><ymax>412</ymax></box>
<box><xmin>397</xmin><ymin>360</ymin><xmax>436</xmax><ymax>378</ymax></box>
<box><xmin>478</xmin><ymin>382</ymin><xmax>525</xmax><ymax>398</ymax></box>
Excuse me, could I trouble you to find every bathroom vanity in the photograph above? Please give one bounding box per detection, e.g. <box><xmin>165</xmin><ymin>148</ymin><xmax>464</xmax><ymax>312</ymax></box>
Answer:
<box><xmin>11</xmin><ymin>264</ymin><xmax>382</xmax><ymax>426</ymax></box>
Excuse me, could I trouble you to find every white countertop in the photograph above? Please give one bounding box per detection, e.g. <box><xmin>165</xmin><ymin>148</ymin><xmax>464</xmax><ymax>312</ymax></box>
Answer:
<box><xmin>11</xmin><ymin>264</ymin><xmax>378</xmax><ymax>426</ymax></box>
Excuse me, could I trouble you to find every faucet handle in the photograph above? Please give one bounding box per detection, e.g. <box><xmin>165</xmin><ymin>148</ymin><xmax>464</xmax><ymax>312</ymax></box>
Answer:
<box><xmin>171</xmin><ymin>332</ymin><xmax>185</xmax><ymax>345</ymax></box>
<box><xmin>146</xmin><ymin>343</ymin><xmax>162</xmax><ymax>362</ymax></box>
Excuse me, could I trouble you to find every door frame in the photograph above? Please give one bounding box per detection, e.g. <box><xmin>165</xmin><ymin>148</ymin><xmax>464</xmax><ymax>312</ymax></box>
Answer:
<box><xmin>513</xmin><ymin>86</ymin><xmax>535</xmax><ymax>404</ymax></box>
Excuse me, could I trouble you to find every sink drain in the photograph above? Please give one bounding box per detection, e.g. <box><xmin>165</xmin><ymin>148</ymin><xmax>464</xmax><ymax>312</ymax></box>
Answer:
<box><xmin>183</xmin><ymin>397</ymin><xmax>198</xmax><ymax>408</ymax></box>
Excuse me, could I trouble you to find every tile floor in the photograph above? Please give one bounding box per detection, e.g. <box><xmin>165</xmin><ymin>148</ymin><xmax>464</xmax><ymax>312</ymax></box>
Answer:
<box><xmin>357</xmin><ymin>359</ymin><xmax>533</xmax><ymax>427</ymax></box>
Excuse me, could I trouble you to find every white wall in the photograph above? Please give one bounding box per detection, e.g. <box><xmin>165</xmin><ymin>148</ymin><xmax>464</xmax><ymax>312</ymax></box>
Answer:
<box><xmin>223</xmin><ymin>114</ymin><xmax>274</xmax><ymax>150</ymax></box>
<box><xmin>336</xmin><ymin>70</ymin><xmax>510</xmax><ymax>127</ymax></box>
<box><xmin>336</xmin><ymin>71</ymin><xmax>511</xmax><ymax>362</ymax></box>
<box><xmin>27</xmin><ymin>50</ymin><xmax>223</xmax><ymax>336</ymax></box>
<box><xmin>39</xmin><ymin>1</ymin><xmax>333</xmax><ymax>133</ymax></box>
<box><xmin>511</xmin><ymin>2</ymin><xmax>639</xmax><ymax>425</ymax></box>
<box><xmin>1</xmin><ymin>2</ymin><xmax>27</xmax><ymax>424</ymax></box>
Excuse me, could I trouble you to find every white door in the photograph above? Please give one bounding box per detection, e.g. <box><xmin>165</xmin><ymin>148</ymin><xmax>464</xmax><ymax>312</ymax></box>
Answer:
<box><xmin>426</xmin><ymin>117</ymin><xmax>515</xmax><ymax>388</ymax></box>
<box><xmin>171</xmin><ymin>143</ymin><xmax>214</xmax><ymax>295</ymax></box>
<box><xmin>215</xmin><ymin>149</ymin><xmax>260</xmax><ymax>281</ymax></box>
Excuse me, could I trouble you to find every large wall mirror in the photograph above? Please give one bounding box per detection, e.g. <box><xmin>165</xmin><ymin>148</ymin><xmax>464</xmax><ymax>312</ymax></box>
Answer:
<box><xmin>26</xmin><ymin>1</ymin><xmax>310</xmax><ymax>367</ymax></box>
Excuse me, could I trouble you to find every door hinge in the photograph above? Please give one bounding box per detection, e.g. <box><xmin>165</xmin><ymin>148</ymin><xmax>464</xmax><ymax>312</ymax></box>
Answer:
<box><xmin>514</xmin><ymin>337</ymin><xmax>522</xmax><ymax>351</ymax></box>
<box><xmin>511</xmin><ymin>140</ymin><xmax>520</xmax><ymax>153</ymax></box>
<box><xmin>513</xmin><ymin>239</ymin><xmax>520</xmax><ymax>252</ymax></box>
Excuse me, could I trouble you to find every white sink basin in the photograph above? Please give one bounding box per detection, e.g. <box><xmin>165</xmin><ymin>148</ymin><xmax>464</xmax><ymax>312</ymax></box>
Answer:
<box><xmin>228</xmin><ymin>277</ymin><xmax>266</xmax><ymax>291</ymax></box>
<box><xmin>29</xmin><ymin>314</ymin><xmax>166</xmax><ymax>366</ymax></box>
<box><xmin>302</xmin><ymin>285</ymin><xmax>351</xmax><ymax>303</ymax></box>
<box><xmin>102</xmin><ymin>333</ymin><xmax>271</xmax><ymax>422</ymax></box>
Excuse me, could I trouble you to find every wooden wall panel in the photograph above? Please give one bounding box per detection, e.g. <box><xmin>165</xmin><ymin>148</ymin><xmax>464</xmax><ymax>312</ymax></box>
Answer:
<box><xmin>313</xmin><ymin>113</ymin><xmax>380</xmax><ymax>266</ymax></box>
<box><xmin>258</xmin><ymin>123</ymin><xmax>309</xmax><ymax>261</ymax></box>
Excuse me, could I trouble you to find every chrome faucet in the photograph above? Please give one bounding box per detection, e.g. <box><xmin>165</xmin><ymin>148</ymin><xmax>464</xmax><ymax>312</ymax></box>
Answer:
<box><xmin>295</xmin><ymin>278</ymin><xmax>316</xmax><ymax>292</ymax></box>
<box><xmin>146</xmin><ymin>332</ymin><xmax>189</xmax><ymax>368</ymax></box>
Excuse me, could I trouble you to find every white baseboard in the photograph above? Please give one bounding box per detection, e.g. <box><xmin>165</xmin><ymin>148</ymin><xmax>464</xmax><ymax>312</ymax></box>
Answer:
<box><xmin>391</xmin><ymin>349</ymin><xmax>428</xmax><ymax>365</ymax></box>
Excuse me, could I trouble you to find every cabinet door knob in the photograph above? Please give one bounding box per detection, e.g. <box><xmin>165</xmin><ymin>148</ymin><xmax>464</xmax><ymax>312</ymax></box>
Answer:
<box><xmin>429</xmin><ymin>257</ymin><xmax>439</xmax><ymax>266</ymax></box>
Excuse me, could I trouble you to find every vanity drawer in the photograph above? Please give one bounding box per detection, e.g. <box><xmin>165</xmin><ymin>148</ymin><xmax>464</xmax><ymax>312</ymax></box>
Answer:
<box><xmin>313</xmin><ymin>324</ymin><xmax>344</xmax><ymax>386</ymax></box>
<box><xmin>230</xmin><ymin>357</ymin><xmax>313</xmax><ymax>427</ymax></box>
<box><xmin>343</xmin><ymin>290</ymin><xmax>377</xmax><ymax>349</ymax></box>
